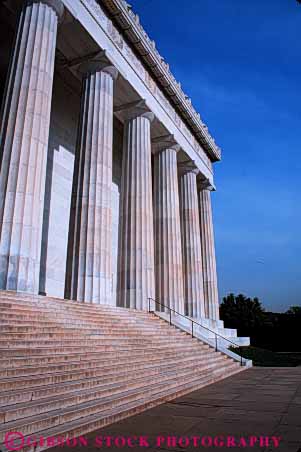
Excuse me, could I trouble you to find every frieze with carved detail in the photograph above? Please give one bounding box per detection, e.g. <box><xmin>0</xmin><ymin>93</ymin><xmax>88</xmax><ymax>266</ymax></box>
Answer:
<box><xmin>81</xmin><ymin>0</ymin><xmax>213</xmax><ymax>171</ymax></box>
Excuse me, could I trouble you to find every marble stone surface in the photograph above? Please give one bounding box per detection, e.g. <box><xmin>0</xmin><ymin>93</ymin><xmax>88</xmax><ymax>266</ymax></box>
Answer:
<box><xmin>65</xmin><ymin>66</ymin><xmax>117</xmax><ymax>303</ymax></box>
<box><xmin>39</xmin><ymin>73</ymin><xmax>79</xmax><ymax>298</ymax></box>
<box><xmin>180</xmin><ymin>169</ymin><xmax>205</xmax><ymax>318</ymax></box>
<box><xmin>155</xmin><ymin>310</ymin><xmax>251</xmax><ymax>358</ymax></box>
<box><xmin>111</xmin><ymin>182</ymin><xmax>120</xmax><ymax>306</ymax></box>
<box><xmin>42</xmin><ymin>146</ymin><xmax>74</xmax><ymax>297</ymax></box>
<box><xmin>0</xmin><ymin>0</ymin><xmax>62</xmax><ymax>293</ymax></box>
<box><xmin>154</xmin><ymin>146</ymin><xmax>184</xmax><ymax>314</ymax></box>
<box><xmin>0</xmin><ymin>1</ymin><xmax>223</xmax><ymax>313</ymax></box>
<box><xmin>199</xmin><ymin>188</ymin><xmax>220</xmax><ymax>320</ymax></box>
<box><xmin>117</xmin><ymin>112</ymin><xmax>155</xmax><ymax>310</ymax></box>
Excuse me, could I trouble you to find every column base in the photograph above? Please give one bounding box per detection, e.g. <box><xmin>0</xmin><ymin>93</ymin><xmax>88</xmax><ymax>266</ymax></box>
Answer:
<box><xmin>0</xmin><ymin>255</ymin><xmax>39</xmax><ymax>294</ymax></box>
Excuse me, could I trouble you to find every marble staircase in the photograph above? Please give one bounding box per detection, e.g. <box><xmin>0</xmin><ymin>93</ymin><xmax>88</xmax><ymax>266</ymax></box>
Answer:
<box><xmin>155</xmin><ymin>311</ymin><xmax>250</xmax><ymax>350</ymax></box>
<box><xmin>0</xmin><ymin>291</ymin><xmax>246</xmax><ymax>452</ymax></box>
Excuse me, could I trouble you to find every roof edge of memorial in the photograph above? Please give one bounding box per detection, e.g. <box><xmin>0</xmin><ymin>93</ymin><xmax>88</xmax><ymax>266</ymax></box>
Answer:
<box><xmin>100</xmin><ymin>0</ymin><xmax>221</xmax><ymax>162</ymax></box>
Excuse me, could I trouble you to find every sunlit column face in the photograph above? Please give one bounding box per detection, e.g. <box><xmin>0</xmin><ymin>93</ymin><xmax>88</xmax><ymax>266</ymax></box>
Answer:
<box><xmin>179</xmin><ymin>169</ymin><xmax>205</xmax><ymax>319</ymax></box>
<box><xmin>153</xmin><ymin>146</ymin><xmax>184</xmax><ymax>314</ymax></box>
<box><xmin>117</xmin><ymin>112</ymin><xmax>155</xmax><ymax>310</ymax></box>
<box><xmin>0</xmin><ymin>0</ymin><xmax>63</xmax><ymax>293</ymax></box>
<box><xmin>65</xmin><ymin>66</ymin><xmax>118</xmax><ymax>304</ymax></box>
<box><xmin>199</xmin><ymin>188</ymin><xmax>219</xmax><ymax>320</ymax></box>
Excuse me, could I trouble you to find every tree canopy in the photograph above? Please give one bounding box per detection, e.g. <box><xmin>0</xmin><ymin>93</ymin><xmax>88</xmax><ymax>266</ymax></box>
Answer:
<box><xmin>220</xmin><ymin>293</ymin><xmax>266</xmax><ymax>334</ymax></box>
<box><xmin>286</xmin><ymin>306</ymin><xmax>301</xmax><ymax>316</ymax></box>
<box><xmin>220</xmin><ymin>293</ymin><xmax>300</xmax><ymax>351</ymax></box>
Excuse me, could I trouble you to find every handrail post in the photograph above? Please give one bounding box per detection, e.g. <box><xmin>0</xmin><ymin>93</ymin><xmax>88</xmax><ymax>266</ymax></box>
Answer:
<box><xmin>215</xmin><ymin>334</ymin><xmax>218</xmax><ymax>352</ymax></box>
<box><xmin>191</xmin><ymin>321</ymin><xmax>194</xmax><ymax>338</ymax></box>
<box><xmin>148</xmin><ymin>297</ymin><xmax>150</xmax><ymax>313</ymax></box>
<box><xmin>169</xmin><ymin>308</ymin><xmax>172</xmax><ymax>325</ymax></box>
<box><xmin>240</xmin><ymin>346</ymin><xmax>243</xmax><ymax>366</ymax></box>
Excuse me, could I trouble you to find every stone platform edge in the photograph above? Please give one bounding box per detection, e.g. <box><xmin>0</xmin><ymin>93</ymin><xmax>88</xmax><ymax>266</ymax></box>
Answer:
<box><xmin>155</xmin><ymin>311</ymin><xmax>253</xmax><ymax>368</ymax></box>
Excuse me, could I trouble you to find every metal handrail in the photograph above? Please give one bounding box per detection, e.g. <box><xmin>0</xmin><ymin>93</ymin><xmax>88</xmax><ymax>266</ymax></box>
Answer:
<box><xmin>148</xmin><ymin>297</ymin><xmax>244</xmax><ymax>366</ymax></box>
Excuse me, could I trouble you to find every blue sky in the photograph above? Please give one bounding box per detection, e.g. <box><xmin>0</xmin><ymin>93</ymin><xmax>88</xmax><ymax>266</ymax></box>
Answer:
<box><xmin>130</xmin><ymin>0</ymin><xmax>301</xmax><ymax>312</ymax></box>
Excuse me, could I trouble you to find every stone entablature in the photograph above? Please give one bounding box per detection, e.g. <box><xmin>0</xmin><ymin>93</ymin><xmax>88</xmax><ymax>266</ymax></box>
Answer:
<box><xmin>79</xmin><ymin>0</ymin><xmax>216</xmax><ymax>173</ymax></box>
<box><xmin>101</xmin><ymin>0</ymin><xmax>221</xmax><ymax>163</ymax></box>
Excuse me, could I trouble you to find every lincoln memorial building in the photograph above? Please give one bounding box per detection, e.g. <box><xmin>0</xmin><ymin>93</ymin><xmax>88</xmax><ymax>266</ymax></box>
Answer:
<box><xmin>0</xmin><ymin>0</ymin><xmax>224</xmax><ymax>323</ymax></box>
<box><xmin>0</xmin><ymin>1</ymin><xmax>252</xmax><ymax>446</ymax></box>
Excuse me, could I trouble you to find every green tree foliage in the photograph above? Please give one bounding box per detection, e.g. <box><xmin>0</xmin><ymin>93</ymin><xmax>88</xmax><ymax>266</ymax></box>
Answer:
<box><xmin>220</xmin><ymin>294</ymin><xmax>300</xmax><ymax>351</ymax></box>
<box><xmin>286</xmin><ymin>306</ymin><xmax>301</xmax><ymax>316</ymax></box>
<box><xmin>220</xmin><ymin>293</ymin><xmax>266</xmax><ymax>335</ymax></box>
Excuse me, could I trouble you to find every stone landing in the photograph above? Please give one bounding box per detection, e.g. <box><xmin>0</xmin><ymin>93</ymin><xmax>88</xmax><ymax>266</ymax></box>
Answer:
<box><xmin>155</xmin><ymin>311</ymin><xmax>250</xmax><ymax>353</ymax></box>
<box><xmin>0</xmin><ymin>291</ymin><xmax>246</xmax><ymax>452</ymax></box>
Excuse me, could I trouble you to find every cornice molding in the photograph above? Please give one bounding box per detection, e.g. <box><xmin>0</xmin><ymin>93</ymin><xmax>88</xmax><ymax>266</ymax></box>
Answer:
<box><xmin>100</xmin><ymin>0</ymin><xmax>221</xmax><ymax>162</ymax></box>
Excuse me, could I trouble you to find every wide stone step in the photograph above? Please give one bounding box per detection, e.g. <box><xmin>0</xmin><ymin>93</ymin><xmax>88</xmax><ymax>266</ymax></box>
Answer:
<box><xmin>0</xmin><ymin>355</ymin><xmax>228</xmax><ymax>407</ymax></box>
<box><xmin>0</xmin><ymin>344</ymin><xmax>209</xmax><ymax>369</ymax></box>
<box><xmin>0</xmin><ymin>360</ymin><xmax>238</xmax><ymax>439</ymax></box>
<box><xmin>0</xmin><ymin>330</ymin><xmax>189</xmax><ymax>345</ymax></box>
<box><xmin>0</xmin><ymin>321</ymin><xmax>170</xmax><ymax>331</ymax></box>
<box><xmin>0</xmin><ymin>319</ymin><xmax>170</xmax><ymax>332</ymax></box>
<box><xmin>1</xmin><ymin>366</ymin><xmax>241</xmax><ymax>452</ymax></box>
<box><xmin>0</xmin><ymin>340</ymin><xmax>203</xmax><ymax>357</ymax></box>
<box><xmin>0</xmin><ymin>344</ymin><xmax>209</xmax><ymax>368</ymax></box>
<box><xmin>0</xmin><ymin>323</ymin><xmax>171</xmax><ymax>334</ymax></box>
<box><xmin>0</xmin><ymin>336</ymin><xmax>193</xmax><ymax>348</ymax></box>
<box><xmin>0</xmin><ymin>327</ymin><xmax>186</xmax><ymax>338</ymax></box>
<box><xmin>1</xmin><ymin>351</ymin><xmax>223</xmax><ymax>393</ymax></box>
<box><xmin>0</xmin><ymin>299</ymin><xmax>161</xmax><ymax>321</ymax></box>
<box><xmin>0</xmin><ymin>307</ymin><xmax>155</xmax><ymax>324</ymax></box>
<box><xmin>0</xmin><ymin>356</ymin><xmax>230</xmax><ymax>421</ymax></box>
<box><xmin>0</xmin><ymin>362</ymin><xmax>241</xmax><ymax>448</ymax></box>
<box><xmin>0</xmin><ymin>293</ymin><xmax>149</xmax><ymax>313</ymax></box>
<box><xmin>0</xmin><ymin>352</ymin><xmax>226</xmax><ymax>394</ymax></box>
<box><xmin>0</xmin><ymin>301</ymin><xmax>154</xmax><ymax>319</ymax></box>
<box><xmin>0</xmin><ymin>293</ymin><xmax>150</xmax><ymax>314</ymax></box>
<box><xmin>0</xmin><ymin>347</ymin><xmax>217</xmax><ymax>378</ymax></box>
<box><xmin>0</xmin><ymin>291</ymin><xmax>247</xmax><ymax>452</ymax></box>
<box><xmin>0</xmin><ymin>313</ymin><xmax>163</xmax><ymax>327</ymax></box>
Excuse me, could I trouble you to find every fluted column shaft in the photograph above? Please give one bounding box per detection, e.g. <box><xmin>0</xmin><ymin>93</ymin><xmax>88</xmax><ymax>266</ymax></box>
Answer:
<box><xmin>65</xmin><ymin>66</ymin><xmax>117</xmax><ymax>303</ymax></box>
<box><xmin>0</xmin><ymin>0</ymin><xmax>63</xmax><ymax>293</ymax></box>
<box><xmin>180</xmin><ymin>170</ymin><xmax>205</xmax><ymax>318</ymax></box>
<box><xmin>154</xmin><ymin>148</ymin><xmax>184</xmax><ymax>313</ymax></box>
<box><xmin>117</xmin><ymin>113</ymin><xmax>155</xmax><ymax>310</ymax></box>
<box><xmin>199</xmin><ymin>188</ymin><xmax>219</xmax><ymax>320</ymax></box>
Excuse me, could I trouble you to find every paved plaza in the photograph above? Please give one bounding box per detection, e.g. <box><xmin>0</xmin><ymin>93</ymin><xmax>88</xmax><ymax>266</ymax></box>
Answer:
<box><xmin>49</xmin><ymin>368</ymin><xmax>301</xmax><ymax>452</ymax></box>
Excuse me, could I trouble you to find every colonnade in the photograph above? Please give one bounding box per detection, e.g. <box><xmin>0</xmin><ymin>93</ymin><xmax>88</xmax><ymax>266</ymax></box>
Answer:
<box><xmin>0</xmin><ymin>0</ymin><xmax>220</xmax><ymax>321</ymax></box>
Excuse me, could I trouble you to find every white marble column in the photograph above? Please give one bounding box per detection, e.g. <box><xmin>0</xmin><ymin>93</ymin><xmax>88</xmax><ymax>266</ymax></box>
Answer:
<box><xmin>117</xmin><ymin>110</ymin><xmax>155</xmax><ymax>310</ymax></box>
<box><xmin>65</xmin><ymin>63</ymin><xmax>118</xmax><ymax>303</ymax></box>
<box><xmin>199</xmin><ymin>186</ymin><xmax>220</xmax><ymax>320</ymax></box>
<box><xmin>153</xmin><ymin>143</ymin><xmax>184</xmax><ymax>314</ymax></box>
<box><xmin>179</xmin><ymin>168</ymin><xmax>205</xmax><ymax>318</ymax></box>
<box><xmin>0</xmin><ymin>0</ymin><xmax>64</xmax><ymax>293</ymax></box>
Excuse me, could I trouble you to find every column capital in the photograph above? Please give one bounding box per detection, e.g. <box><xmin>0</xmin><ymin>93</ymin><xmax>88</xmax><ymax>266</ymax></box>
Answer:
<box><xmin>38</xmin><ymin>0</ymin><xmax>65</xmax><ymax>21</ymax></box>
<box><xmin>152</xmin><ymin>134</ymin><xmax>181</xmax><ymax>154</ymax></box>
<box><xmin>197</xmin><ymin>176</ymin><xmax>215</xmax><ymax>192</ymax></box>
<box><xmin>114</xmin><ymin>99</ymin><xmax>155</xmax><ymax>122</ymax></box>
<box><xmin>178</xmin><ymin>161</ymin><xmax>199</xmax><ymax>177</ymax></box>
<box><xmin>78</xmin><ymin>52</ymin><xmax>119</xmax><ymax>80</ymax></box>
